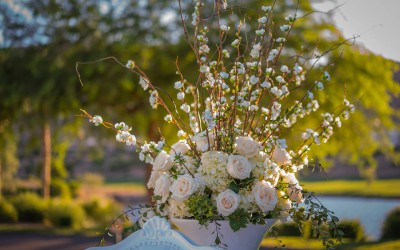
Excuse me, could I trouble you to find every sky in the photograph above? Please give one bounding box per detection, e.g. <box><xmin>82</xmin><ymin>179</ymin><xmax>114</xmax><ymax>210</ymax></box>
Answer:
<box><xmin>312</xmin><ymin>0</ymin><xmax>400</xmax><ymax>62</ymax></box>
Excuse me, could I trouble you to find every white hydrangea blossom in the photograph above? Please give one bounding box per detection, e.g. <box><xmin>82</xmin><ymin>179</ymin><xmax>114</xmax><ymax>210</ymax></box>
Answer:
<box><xmin>197</xmin><ymin>151</ymin><xmax>230</xmax><ymax>193</ymax></box>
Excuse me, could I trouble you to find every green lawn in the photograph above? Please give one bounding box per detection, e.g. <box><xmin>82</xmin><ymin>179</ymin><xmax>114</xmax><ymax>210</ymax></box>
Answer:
<box><xmin>261</xmin><ymin>237</ymin><xmax>400</xmax><ymax>250</ymax></box>
<box><xmin>102</xmin><ymin>179</ymin><xmax>400</xmax><ymax>198</ymax></box>
<box><xmin>301</xmin><ymin>179</ymin><xmax>400</xmax><ymax>198</ymax></box>
<box><xmin>262</xmin><ymin>236</ymin><xmax>325</xmax><ymax>249</ymax></box>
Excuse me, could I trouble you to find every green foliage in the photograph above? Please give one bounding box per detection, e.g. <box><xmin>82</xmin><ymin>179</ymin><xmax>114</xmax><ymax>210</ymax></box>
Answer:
<box><xmin>301</xmin><ymin>219</ymin><xmax>364</xmax><ymax>242</ymax></box>
<box><xmin>187</xmin><ymin>194</ymin><xmax>215</xmax><ymax>226</ymax></box>
<box><xmin>0</xmin><ymin>130</ymin><xmax>19</xmax><ymax>195</ymax></box>
<box><xmin>337</xmin><ymin>220</ymin><xmax>364</xmax><ymax>242</ymax></box>
<box><xmin>82</xmin><ymin>198</ymin><xmax>122</xmax><ymax>228</ymax></box>
<box><xmin>229</xmin><ymin>175</ymin><xmax>255</xmax><ymax>194</ymax></box>
<box><xmin>0</xmin><ymin>199</ymin><xmax>18</xmax><ymax>223</ymax></box>
<box><xmin>50</xmin><ymin>178</ymin><xmax>71</xmax><ymax>199</ymax></box>
<box><xmin>227</xmin><ymin>208</ymin><xmax>250</xmax><ymax>232</ymax></box>
<box><xmin>291</xmin><ymin>192</ymin><xmax>343</xmax><ymax>248</ymax></box>
<box><xmin>68</xmin><ymin>180</ymin><xmax>81</xmax><ymax>198</ymax></box>
<box><xmin>273</xmin><ymin>222</ymin><xmax>302</xmax><ymax>237</ymax></box>
<box><xmin>381</xmin><ymin>206</ymin><xmax>400</xmax><ymax>240</ymax></box>
<box><xmin>48</xmin><ymin>199</ymin><xmax>85</xmax><ymax>229</ymax></box>
<box><xmin>11</xmin><ymin>192</ymin><xmax>47</xmax><ymax>223</ymax></box>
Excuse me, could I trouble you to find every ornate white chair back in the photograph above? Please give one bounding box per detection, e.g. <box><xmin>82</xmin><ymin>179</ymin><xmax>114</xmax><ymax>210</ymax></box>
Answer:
<box><xmin>85</xmin><ymin>216</ymin><xmax>218</xmax><ymax>250</ymax></box>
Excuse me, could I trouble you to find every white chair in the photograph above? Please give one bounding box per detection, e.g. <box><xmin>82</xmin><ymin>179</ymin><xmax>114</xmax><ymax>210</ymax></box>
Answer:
<box><xmin>85</xmin><ymin>216</ymin><xmax>218</xmax><ymax>250</ymax></box>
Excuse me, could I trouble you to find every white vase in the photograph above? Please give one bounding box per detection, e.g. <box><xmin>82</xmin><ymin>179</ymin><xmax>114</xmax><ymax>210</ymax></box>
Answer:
<box><xmin>171</xmin><ymin>218</ymin><xmax>277</xmax><ymax>250</ymax></box>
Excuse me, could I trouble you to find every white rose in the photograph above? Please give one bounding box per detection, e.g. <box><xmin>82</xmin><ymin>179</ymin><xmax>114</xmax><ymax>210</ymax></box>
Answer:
<box><xmin>254</xmin><ymin>151</ymin><xmax>269</xmax><ymax>162</ymax></box>
<box><xmin>153</xmin><ymin>151</ymin><xmax>174</xmax><ymax>171</ymax></box>
<box><xmin>154</xmin><ymin>173</ymin><xmax>171</xmax><ymax>203</ymax></box>
<box><xmin>170</xmin><ymin>140</ymin><xmax>190</xmax><ymax>157</ymax></box>
<box><xmin>170</xmin><ymin>174</ymin><xmax>197</xmax><ymax>201</ymax></box>
<box><xmin>272</xmin><ymin>147</ymin><xmax>291</xmax><ymax>166</ymax></box>
<box><xmin>283</xmin><ymin>173</ymin><xmax>303</xmax><ymax>203</ymax></box>
<box><xmin>277</xmin><ymin>197</ymin><xmax>292</xmax><ymax>222</ymax></box>
<box><xmin>235</xmin><ymin>136</ymin><xmax>262</xmax><ymax>158</ymax></box>
<box><xmin>147</xmin><ymin>170</ymin><xmax>161</xmax><ymax>189</ymax></box>
<box><xmin>192</xmin><ymin>131</ymin><xmax>214</xmax><ymax>152</ymax></box>
<box><xmin>227</xmin><ymin>155</ymin><xmax>252</xmax><ymax>180</ymax></box>
<box><xmin>252</xmin><ymin>180</ymin><xmax>278</xmax><ymax>213</ymax></box>
<box><xmin>216</xmin><ymin>189</ymin><xmax>240</xmax><ymax>216</ymax></box>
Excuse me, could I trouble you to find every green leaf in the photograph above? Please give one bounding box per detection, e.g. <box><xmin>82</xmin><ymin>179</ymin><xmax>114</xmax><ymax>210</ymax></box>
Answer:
<box><xmin>228</xmin><ymin>209</ymin><xmax>249</xmax><ymax>232</ymax></box>
<box><xmin>229</xmin><ymin>181</ymin><xmax>240</xmax><ymax>193</ymax></box>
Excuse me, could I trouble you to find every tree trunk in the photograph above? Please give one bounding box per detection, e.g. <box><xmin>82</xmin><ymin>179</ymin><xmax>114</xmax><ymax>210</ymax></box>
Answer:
<box><xmin>0</xmin><ymin>159</ymin><xmax>3</xmax><ymax>198</ymax></box>
<box><xmin>42</xmin><ymin>120</ymin><xmax>51</xmax><ymax>199</ymax></box>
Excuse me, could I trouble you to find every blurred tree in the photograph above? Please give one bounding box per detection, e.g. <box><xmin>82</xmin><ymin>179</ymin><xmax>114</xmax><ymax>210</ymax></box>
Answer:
<box><xmin>0</xmin><ymin>0</ymin><xmax>182</xmax><ymax>198</ymax></box>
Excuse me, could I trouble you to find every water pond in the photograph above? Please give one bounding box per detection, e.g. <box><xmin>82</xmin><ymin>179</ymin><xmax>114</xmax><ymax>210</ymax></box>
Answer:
<box><xmin>318</xmin><ymin>196</ymin><xmax>400</xmax><ymax>240</ymax></box>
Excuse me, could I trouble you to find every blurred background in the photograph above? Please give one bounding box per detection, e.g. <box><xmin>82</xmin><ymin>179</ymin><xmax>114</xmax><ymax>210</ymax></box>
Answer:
<box><xmin>0</xmin><ymin>0</ymin><xmax>399</xmax><ymax>249</ymax></box>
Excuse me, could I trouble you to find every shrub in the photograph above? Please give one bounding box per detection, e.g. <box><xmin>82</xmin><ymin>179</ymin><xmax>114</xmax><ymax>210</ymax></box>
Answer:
<box><xmin>11</xmin><ymin>192</ymin><xmax>47</xmax><ymax>223</ymax></box>
<box><xmin>68</xmin><ymin>180</ymin><xmax>81</xmax><ymax>198</ymax></box>
<box><xmin>83</xmin><ymin>198</ymin><xmax>121</xmax><ymax>228</ymax></box>
<box><xmin>337</xmin><ymin>220</ymin><xmax>365</xmax><ymax>242</ymax></box>
<box><xmin>48</xmin><ymin>199</ymin><xmax>85</xmax><ymax>229</ymax></box>
<box><xmin>272</xmin><ymin>222</ymin><xmax>302</xmax><ymax>236</ymax></box>
<box><xmin>301</xmin><ymin>220</ymin><xmax>364</xmax><ymax>242</ymax></box>
<box><xmin>381</xmin><ymin>206</ymin><xmax>400</xmax><ymax>240</ymax></box>
<box><xmin>0</xmin><ymin>199</ymin><xmax>18</xmax><ymax>223</ymax></box>
<box><xmin>50</xmin><ymin>178</ymin><xmax>71</xmax><ymax>199</ymax></box>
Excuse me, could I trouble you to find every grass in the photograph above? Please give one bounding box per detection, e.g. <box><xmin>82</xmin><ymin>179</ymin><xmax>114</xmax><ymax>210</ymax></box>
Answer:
<box><xmin>101</xmin><ymin>178</ymin><xmax>400</xmax><ymax>198</ymax></box>
<box><xmin>262</xmin><ymin>236</ymin><xmax>325</xmax><ymax>249</ymax></box>
<box><xmin>301</xmin><ymin>179</ymin><xmax>400</xmax><ymax>198</ymax></box>
<box><xmin>261</xmin><ymin>236</ymin><xmax>400</xmax><ymax>250</ymax></box>
<box><xmin>102</xmin><ymin>181</ymin><xmax>146</xmax><ymax>196</ymax></box>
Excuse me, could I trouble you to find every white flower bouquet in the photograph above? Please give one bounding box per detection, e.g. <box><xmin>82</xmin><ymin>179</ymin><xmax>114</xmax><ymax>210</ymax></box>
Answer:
<box><xmin>80</xmin><ymin>0</ymin><xmax>355</xmax><ymax>248</ymax></box>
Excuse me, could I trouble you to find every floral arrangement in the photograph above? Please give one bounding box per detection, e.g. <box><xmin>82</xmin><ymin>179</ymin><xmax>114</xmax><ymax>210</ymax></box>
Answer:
<box><xmin>80</xmin><ymin>0</ymin><xmax>355</xmax><ymax>248</ymax></box>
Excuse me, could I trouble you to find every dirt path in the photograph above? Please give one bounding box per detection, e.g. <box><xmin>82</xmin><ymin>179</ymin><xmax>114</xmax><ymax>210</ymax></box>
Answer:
<box><xmin>0</xmin><ymin>231</ymin><xmax>109</xmax><ymax>250</ymax></box>
<box><xmin>0</xmin><ymin>230</ymin><xmax>277</xmax><ymax>250</ymax></box>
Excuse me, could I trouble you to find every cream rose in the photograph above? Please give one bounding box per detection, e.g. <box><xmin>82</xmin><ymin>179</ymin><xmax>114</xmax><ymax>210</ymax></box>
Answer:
<box><xmin>277</xmin><ymin>197</ymin><xmax>292</xmax><ymax>221</ymax></box>
<box><xmin>192</xmin><ymin>131</ymin><xmax>214</xmax><ymax>152</ymax></box>
<box><xmin>252</xmin><ymin>180</ymin><xmax>278</xmax><ymax>213</ymax></box>
<box><xmin>154</xmin><ymin>173</ymin><xmax>172</xmax><ymax>202</ymax></box>
<box><xmin>170</xmin><ymin>174</ymin><xmax>197</xmax><ymax>201</ymax></box>
<box><xmin>283</xmin><ymin>173</ymin><xmax>303</xmax><ymax>203</ymax></box>
<box><xmin>147</xmin><ymin>170</ymin><xmax>161</xmax><ymax>189</ymax></box>
<box><xmin>170</xmin><ymin>140</ymin><xmax>190</xmax><ymax>157</ymax></box>
<box><xmin>153</xmin><ymin>151</ymin><xmax>174</xmax><ymax>171</ymax></box>
<box><xmin>227</xmin><ymin>154</ymin><xmax>252</xmax><ymax>180</ymax></box>
<box><xmin>272</xmin><ymin>147</ymin><xmax>291</xmax><ymax>166</ymax></box>
<box><xmin>216</xmin><ymin>189</ymin><xmax>240</xmax><ymax>216</ymax></box>
<box><xmin>235</xmin><ymin>136</ymin><xmax>262</xmax><ymax>158</ymax></box>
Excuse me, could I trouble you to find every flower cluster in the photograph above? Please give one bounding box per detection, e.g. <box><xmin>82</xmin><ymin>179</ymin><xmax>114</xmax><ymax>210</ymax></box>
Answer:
<box><xmin>81</xmin><ymin>0</ymin><xmax>355</xmax><ymax>248</ymax></box>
